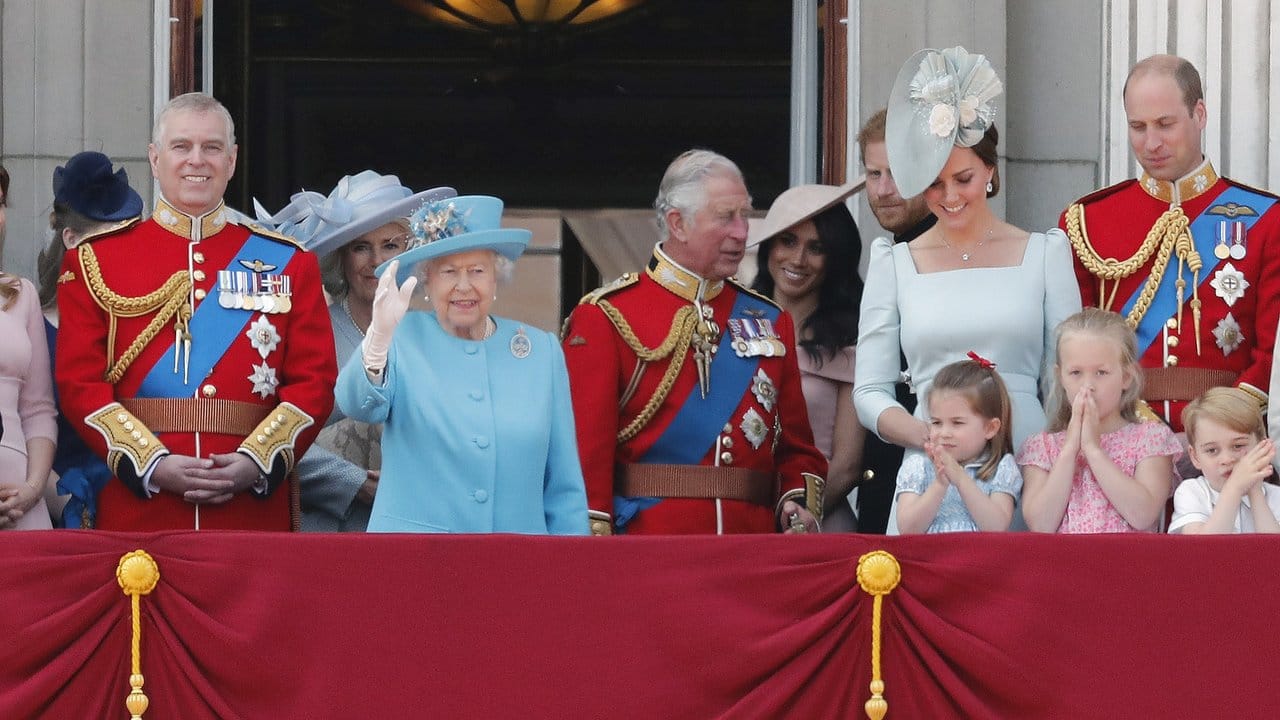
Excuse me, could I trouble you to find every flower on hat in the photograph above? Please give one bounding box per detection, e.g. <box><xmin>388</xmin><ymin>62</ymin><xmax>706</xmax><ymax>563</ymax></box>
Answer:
<box><xmin>928</xmin><ymin>104</ymin><xmax>958</xmax><ymax>138</ymax></box>
<box><xmin>908</xmin><ymin>46</ymin><xmax>1002</xmax><ymax>149</ymax></box>
<box><xmin>409</xmin><ymin>199</ymin><xmax>470</xmax><ymax>248</ymax></box>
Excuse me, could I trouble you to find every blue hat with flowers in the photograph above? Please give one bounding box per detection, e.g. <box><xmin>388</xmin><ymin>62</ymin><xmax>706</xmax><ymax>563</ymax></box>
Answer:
<box><xmin>52</xmin><ymin>151</ymin><xmax>144</xmax><ymax>221</ymax></box>
<box><xmin>885</xmin><ymin>46</ymin><xmax>1003</xmax><ymax>199</ymax></box>
<box><xmin>253</xmin><ymin>170</ymin><xmax>456</xmax><ymax>258</ymax></box>
<box><xmin>377</xmin><ymin>195</ymin><xmax>532</xmax><ymax>284</ymax></box>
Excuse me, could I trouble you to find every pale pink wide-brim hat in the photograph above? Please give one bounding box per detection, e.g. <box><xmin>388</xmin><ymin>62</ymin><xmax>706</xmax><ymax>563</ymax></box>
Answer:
<box><xmin>747</xmin><ymin>177</ymin><xmax>865</xmax><ymax>248</ymax></box>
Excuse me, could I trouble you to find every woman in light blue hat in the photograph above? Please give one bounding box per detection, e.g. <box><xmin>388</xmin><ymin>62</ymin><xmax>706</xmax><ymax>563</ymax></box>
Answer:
<box><xmin>335</xmin><ymin>195</ymin><xmax>588</xmax><ymax>534</ymax></box>
<box><xmin>259</xmin><ymin>171</ymin><xmax>455</xmax><ymax>531</ymax></box>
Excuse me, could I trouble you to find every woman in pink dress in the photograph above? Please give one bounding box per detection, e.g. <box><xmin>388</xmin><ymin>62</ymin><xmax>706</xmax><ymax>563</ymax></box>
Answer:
<box><xmin>0</xmin><ymin>164</ymin><xmax>58</xmax><ymax>530</ymax></box>
<box><xmin>750</xmin><ymin>182</ymin><xmax>866</xmax><ymax>530</ymax></box>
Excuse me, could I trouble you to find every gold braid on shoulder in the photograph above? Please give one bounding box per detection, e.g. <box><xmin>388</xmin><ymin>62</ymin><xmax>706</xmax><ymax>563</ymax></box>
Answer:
<box><xmin>1064</xmin><ymin>203</ymin><xmax>1199</xmax><ymax>336</ymax></box>
<box><xmin>80</xmin><ymin>245</ymin><xmax>193</xmax><ymax>383</ymax></box>
<box><xmin>596</xmin><ymin>300</ymin><xmax>697</xmax><ymax>442</ymax></box>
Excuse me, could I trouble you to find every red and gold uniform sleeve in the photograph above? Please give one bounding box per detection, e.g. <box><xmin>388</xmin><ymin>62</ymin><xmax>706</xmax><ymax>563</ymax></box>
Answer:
<box><xmin>769</xmin><ymin>310</ymin><xmax>829</xmax><ymax>516</ymax></box>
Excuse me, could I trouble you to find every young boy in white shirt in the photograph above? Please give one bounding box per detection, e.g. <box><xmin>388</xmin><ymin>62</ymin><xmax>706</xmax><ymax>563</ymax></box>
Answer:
<box><xmin>1170</xmin><ymin>388</ymin><xmax>1280</xmax><ymax>534</ymax></box>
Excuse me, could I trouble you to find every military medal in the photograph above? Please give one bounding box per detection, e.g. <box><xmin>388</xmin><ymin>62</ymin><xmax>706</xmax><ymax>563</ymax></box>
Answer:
<box><xmin>246</xmin><ymin>316</ymin><xmax>282</xmax><ymax>359</ymax></box>
<box><xmin>1229</xmin><ymin>221</ymin><xmax>1247</xmax><ymax>260</ymax></box>
<box><xmin>218</xmin><ymin>270</ymin><xmax>237</xmax><ymax>309</ymax></box>
<box><xmin>739</xmin><ymin>407</ymin><xmax>768</xmax><ymax>449</ymax></box>
<box><xmin>1214</xmin><ymin>221</ymin><xmax>1231</xmax><ymax>259</ymax></box>
<box><xmin>1213</xmin><ymin>313</ymin><xmax>1244</xmax><ymax>356</ymax></box>
<box><xmin>510</xmin><ymin>326</ymin><xmax>531</xmax><ymax>359</ymax></box>
<box><xmin>751</xmin><ymin>368</ymin><xmax>776</xmax><ymax>412</ymax></box>
<box><xmin>759</xmin><ymin>318</ymin><xmax>787</xmax><ymax>357</ymax></box>
<box><xmin>1209</xmin><ymin>262</ymin><xmax>1249</xmax><ymax>307</ymax></box>
<box><xmin>275</xmin><ymin>276</ymin><xmax>293</xmax><ymax>314</ymax></box>
<box><xmin>248</xmin><ymin>361</ymin><xmax>280</xmax><ymax>398</ymax></box>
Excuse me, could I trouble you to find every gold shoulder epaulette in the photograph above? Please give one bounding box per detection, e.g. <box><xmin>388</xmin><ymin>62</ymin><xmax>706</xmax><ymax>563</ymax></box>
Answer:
<box><xmin>246</xmin><ymin>222</ymin><xmax>305</xmax><ymax>250</ymax></box>
<box><xmin>727</xmin><ymin>277</ymin><xmax>781</xmax><ymax>309</ymax></box>
<box><xmin>580</xmin><ymin>272</ymin><xmax>639</xmax><ymax>305</ymax></box>
<box><xmin>74</xmin><ymin>216</ymin><xmax>143</xmax><ymax>247</ymax></box>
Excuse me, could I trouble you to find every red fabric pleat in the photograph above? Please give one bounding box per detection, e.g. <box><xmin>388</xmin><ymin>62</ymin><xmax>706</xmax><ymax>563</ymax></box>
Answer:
<box><xmin>0</xmin><ymin>531</ymin><xmax>1277</xmax><ymax>719</ymax></box>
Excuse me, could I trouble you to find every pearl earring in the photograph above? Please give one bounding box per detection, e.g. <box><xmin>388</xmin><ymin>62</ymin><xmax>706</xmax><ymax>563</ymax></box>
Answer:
<box><xmin>986</xmin><ymin>180</ymin><xmax>994</xmax><ymax>193</ymax></box>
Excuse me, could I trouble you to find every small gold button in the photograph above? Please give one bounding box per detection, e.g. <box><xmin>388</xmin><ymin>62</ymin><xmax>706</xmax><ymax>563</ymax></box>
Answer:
<box><xmin>720</xmin><ymin>451</ymin><xmax>734</xmax><ymax>464</ymax></box>
<box><xmin>194</xmin><ymin>288</ymin><xmax>207</xmax><ymax>300</ymax></box>
<box><xmin>256</xmin><ymin>434</ymin><xmax>266</xmax><ymax>443</ymax></box>
<box><xmin>192</xmin><ymin>270</ymin><xmax>206</xmax><ymax>282</ymax></box>
<box><xmin>721</xmin><ymin>437</ymin><xmax>733</xmax><ymax>449</ymax></box>
<box><xmin>139</xmin><ymin>439</ymin><xmax>149</xmax><ymax>447</ymax></box>
<box><xmin>1166</xmin><ymin>335</ymin><xmax>1179</xmax><ymax>347</ymax></box>
<box><xmin>117</xmin><ymin>412</ymin><xmax>128</xmax><ymax>423</ymax></box>
<box><xmin>723</xmin><ymin>423</ymin><xmax>733</xmax><ymax>434</ymax></box>
<box><xmin>276</xmin><ymin>414</ymin><xmax>286</xmax><ymax>422</ymax></box>
<box><xmin>201</xmin><ymin>384</ymin><xmax>216</xmax><ymax>397</ymax></box>
<box><xmin>1166</xmin><ymin>318</ymin><xmax>1178</xmax><ymax>330</ymax></box>
<box><xmin>124</xmin><ymin>421</ymin><xmax>135</xmax><ymax>431</ymax></box>
<box><xmin>192</xmin><ymin>251</ymin><xmax>205</xmax><ymax>263</ymax></box>
<box><xmin>863</xmin><ymin>469</ymin><xmax>875</xmax><ymax>481</ymax></box>
<box><xmin>1166</xmin><ymin>355</ymin><xmax>1179</xmax><ymax>367</ymax></box>
<box><xmin>130</xmin><ymin>430</ymin><xmax>142</xmax><ymax>440</ymax></box>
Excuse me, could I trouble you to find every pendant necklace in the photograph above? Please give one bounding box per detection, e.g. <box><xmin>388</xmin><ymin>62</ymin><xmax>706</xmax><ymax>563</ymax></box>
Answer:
<box><xmin>941</xmin><ymin>227</ymin><xmax>995</xmax><ymax>262</ymax></box>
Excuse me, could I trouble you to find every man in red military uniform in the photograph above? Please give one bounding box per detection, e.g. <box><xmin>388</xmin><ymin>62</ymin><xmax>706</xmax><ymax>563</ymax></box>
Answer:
<box><xmin>56</xmin><ymin>93</ymin><xmax>336</xmax><ymax>530</ymax></box>
<box><xmin>563</xmin><ymin>149</ymin><xmax>827</xmax><ymax>535</ymax></box>
<box><xmin>1061</xmin><ymin>55</ymin><xmax>1280</xmax><ymax>432</ymax></box>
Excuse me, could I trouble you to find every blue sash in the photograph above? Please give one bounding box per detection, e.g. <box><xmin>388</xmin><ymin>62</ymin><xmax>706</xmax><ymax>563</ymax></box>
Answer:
<box><xmin>1121</xmin><ymin>185</ymin><xmax>1276</xmax><ymax>355</ymax></box>
<box><xmin>137</xmin><ymin>234</ymin><xmax>296</xmax><ymax>398</ymax></box>
<box><xmin>640</xmin><ymin>292</ymin><xmax>776</xmax><ymax>464</ymax></box>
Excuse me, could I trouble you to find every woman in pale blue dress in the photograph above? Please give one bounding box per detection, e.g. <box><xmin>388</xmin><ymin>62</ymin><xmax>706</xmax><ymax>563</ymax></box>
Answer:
<box><xmin>853</xmin><ymin>46</ymin><xmax>1081</xmax><ymax>533</ymax></box>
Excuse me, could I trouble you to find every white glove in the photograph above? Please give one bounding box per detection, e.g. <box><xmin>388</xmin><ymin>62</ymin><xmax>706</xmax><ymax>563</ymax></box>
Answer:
<box><xmin>361</xmin><ymin>259</ymin><xmax>418</xmax><ymax>377</ymax></box>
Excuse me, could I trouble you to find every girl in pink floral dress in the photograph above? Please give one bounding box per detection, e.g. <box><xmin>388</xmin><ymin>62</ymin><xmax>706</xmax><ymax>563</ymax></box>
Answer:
<box><xmin>1019</xmin><ymin>309</ymin><xmax>1182</xmax><ymax>533</ymax></box>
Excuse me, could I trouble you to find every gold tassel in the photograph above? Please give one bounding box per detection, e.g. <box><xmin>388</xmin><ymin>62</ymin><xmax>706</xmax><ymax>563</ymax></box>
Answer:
<box><xmin>117</xmin><ymin>550</ymin><xmax>160</xmax><ymax>720</ymax></box>
<box><xmin>857</xmin><ymin>551</ymin><xmax>902</xmax><ymax>720</ymax></box>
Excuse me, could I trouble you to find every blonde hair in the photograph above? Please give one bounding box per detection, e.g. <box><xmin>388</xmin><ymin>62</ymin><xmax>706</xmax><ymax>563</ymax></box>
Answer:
<box><xmin>1182</xmin><ymin>387</ymin><xmax>1265</xmax><ymax>446</ymax></box>
<box><xmin>929</xmin><ymin>357</ymin><xmax>1013</xmax><ymax>481</ymax></box>
<box><xmin>1045</xmin><ymin>308</ymin><xmax>1144</xmax><ymax>432</ymax></box>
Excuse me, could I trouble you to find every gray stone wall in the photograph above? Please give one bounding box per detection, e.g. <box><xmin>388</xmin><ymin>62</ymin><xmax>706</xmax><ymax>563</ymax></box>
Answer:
<box><xmin>0</xmin><ymin>0</ymin><xmax>154</xmax><ymax>281</ymax></box>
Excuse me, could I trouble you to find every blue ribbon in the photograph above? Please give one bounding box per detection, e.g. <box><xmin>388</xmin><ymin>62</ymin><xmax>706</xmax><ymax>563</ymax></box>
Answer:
<box><xmin>137</xmin><ymin>234</ymin><xmax>296</xmax><ymax>398</ymax></box>
<box><xmin>56</xmin><ymin>463</ymin><xmax>112</xmax><ymax>529</ymax></box>
<box><xmin>1122</xmin><ymin>185</ymin><xmax>1276</xmax><ymax>356</ymax></box>
<box><xmin>613</xmin><ymin>292</ymin><xmax>777</xmax><ymax>531</ymax></box>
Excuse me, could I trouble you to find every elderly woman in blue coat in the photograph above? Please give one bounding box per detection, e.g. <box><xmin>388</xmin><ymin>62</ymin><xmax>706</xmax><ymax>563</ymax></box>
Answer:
<box><xmin>335</xmin><ymin>195</ymin><xmax>589</xmax><ymax>534</ymax></box>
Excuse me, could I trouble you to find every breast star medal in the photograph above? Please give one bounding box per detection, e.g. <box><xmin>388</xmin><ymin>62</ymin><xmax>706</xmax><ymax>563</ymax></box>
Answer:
<box><xmin>1209</xmin><ymin>262</ymin><xmax>1249</xmax><ymax>307</ymax></box>
<box><xmin>1212</xmin><ymin>313</ymin><xmax>1244</xmax><ymax>356</ymax></box>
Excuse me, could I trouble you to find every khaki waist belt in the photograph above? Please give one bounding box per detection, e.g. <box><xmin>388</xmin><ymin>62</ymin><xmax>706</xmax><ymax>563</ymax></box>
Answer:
<box><xmin>616</xmin><ymin>464</ymin><xmax>777</xmax><ymax>508</ymax></box>
<box><xmin>122</xmin><ymin>398</ymin><xmax>270</xmax><ymax>437</ymax></box>
<box><xmin>1142</xmin><ymin>367</ymin><xmax>1236</xmax><ymax>402</ymax></box>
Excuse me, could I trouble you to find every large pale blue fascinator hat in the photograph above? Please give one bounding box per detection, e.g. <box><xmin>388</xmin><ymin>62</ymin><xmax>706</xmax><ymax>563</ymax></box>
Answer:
<box><xmin>377</xmin><ymin>195</ymin><xmax>532</xmax><ymax>284</ymax></box>
<box><xmin>254</xmin><ymin>170</ymin><xmax>455</xmax><ymax>257</ymax></box>
<box><xmin>885</xmin><ymin>46</ymin><xmax>1003</xmax><ymax>199</ymax></box>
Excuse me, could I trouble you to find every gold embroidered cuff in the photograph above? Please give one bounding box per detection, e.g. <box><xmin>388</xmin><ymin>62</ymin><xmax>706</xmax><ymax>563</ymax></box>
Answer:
<box><xmin>802</xmin><ymin>472</ymin><xmax>826</xmax><ymax>522</ymax></box>
<box><xmin>238</xmin><ymin>402</ymin><xmax>315</xmax><ymax>474</ymax></box>
<box><xmin>85</xmin><ymin>403</ymin><xmax>167</xmax><ymax>477</ymax></box>
<box><xmin>1239</xmin><ymin>383</ymin><xmax>1268</xmax><ymax>411</ymax></box>
<box><xmin>588</xmin><ymin>510</ymin><xmax>613</xmax><ymax>536</ymax></box>
<box><xmin>775</xmin><ymin>488</ymin><xmax>806</xmax><ymax>517</ymax></box>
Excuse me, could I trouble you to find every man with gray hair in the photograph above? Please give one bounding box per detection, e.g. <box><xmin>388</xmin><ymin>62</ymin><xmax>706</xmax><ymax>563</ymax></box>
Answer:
<box><xmin>562</xmin><ymin>149</ymin><xmax>827</xmax><ymax>535</ymax></box>
<box><xmin>56</xmin><ymin>92</ymin><xmax>337</xmax><ymax>530</ymax></box>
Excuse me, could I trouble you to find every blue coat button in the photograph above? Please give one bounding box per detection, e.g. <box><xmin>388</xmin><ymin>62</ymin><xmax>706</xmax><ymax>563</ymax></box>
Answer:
<box><xmin>474</xmin><ymin>436</ymin><xmax>490</xmax><ymax>448</ymax></box>
<box><xmin>473</xmin><ymin>489</ymin><xmax>489</xmax><ymax>503</ymax></box>
<box><xmin>469</xmin><ymin>390</ymin><xmax>484</xmax><ymax>401</ymax></box>
<box><xmin>465</xmin><ymin>345</ymin><xmax>479</xmax><ymax>355</ymax></box>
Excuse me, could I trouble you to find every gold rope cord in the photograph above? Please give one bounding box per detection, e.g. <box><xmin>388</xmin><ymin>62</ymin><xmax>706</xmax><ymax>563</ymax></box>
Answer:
<box><xmin>116</xmin><ymin>550</ymin><xmax>160</xmax><ymax>720</ymax></box>
<box><xmin>597</xmin><ymin>301</ymin><xmax>698</xmax><ymax>443</ymax></box>
<box><xmin>857</xmin><ymin>551</ymin><xmax>901</xmax><ymax>720</ymax></box>
<box><xmin>80</xmin><ymin>246</ymin><xmax>192</xmax><ymax>383</ymax></box>
<box><xmin>1065</xmin><ymin>203</ymin><xmax>1194</xmax><ymax>330</ymax></box>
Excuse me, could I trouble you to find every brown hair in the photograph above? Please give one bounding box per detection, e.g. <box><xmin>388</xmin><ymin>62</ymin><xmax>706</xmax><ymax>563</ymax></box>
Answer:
<box><xmin>1182</xmin><ymin>387</ymin><xmax>1265</xmax><ymax>447</ymax></box>
<box><xmin>857</xmin><ymin>109</ymin><xmax>888</xmax><ymax>165</ymax></box>
<box><xmin>1124</xmin><ymin>54</ymin><xmax>1204</xmax><ymax>114</ymax></box>
<box><xmin>1045</xmin><ymin>309</ymin><xmax>1144</xmax><ymax>432</ymax></box>
<box><xmin>970</xmin><ymin>125</ymin><xmax>1001</xmax><ymax>198</ymax></box>
<box><xmin>929</xmin><ymin>357</ymin><xmax>1013</xmax><ymax>481</ymax></box>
